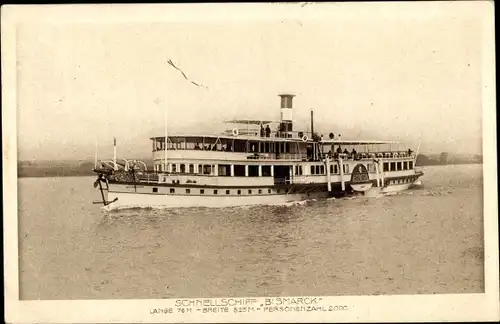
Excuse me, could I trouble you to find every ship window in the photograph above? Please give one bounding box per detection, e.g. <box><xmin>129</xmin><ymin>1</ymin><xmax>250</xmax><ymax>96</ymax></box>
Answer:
<box><xmin>258</xmin><ymin>189</ymin><xmax>262</xmax><ymax>194</ymax></box>
<box><xmin>383</xmin><ymin>163</ymin><xmax>389</xmax><ymax>172</ymax></box>
<box><xmin>172</xmin><ymin>164</ymin><xmax>177</xmax><ymax>173</ymax></box>
<box><xmin>343</xmin><ymin>165</ymin><xmax>349</xmax><ymax>174</ymax></box>
<box><xmin>248</xmin><ymin>165</ymin><xmax>259</xmax><ymax>177</ymax></box>
<box><xmin>198</xmin><ymin>165</ymin><xmax>202</xmax><ymax>174</ymax></box>
<box><xmin>234</xmin><ymin>165</ymin><xmax>246</xmax><ymax>177</ymax></box>
<box><xmin>262</xmin><ymin>165</ymin><xmax>271</xmax><ymax>177</ymax></box>
<box><xmin>203</xmin><ymin>165</ymin><xmax>212</xmax><ymax>175</ymax></box>
<box><xmin>226</xmin><ymin>190</ymin><xmax>230</xmax><ymax>195</ymax></box>
<box><xmin>170</xmin><ymin>188</ymin><xmax>175</xmax><ymax>193</ymax></box>
<box><xmin>218</xmin><ymin>164</ymin><xmax>231</xmax><ymax>176</ymax></box>
<box><xmin>200</xmin><ymin>189</ymin><xmax>204</xmax><ymax>194</ymax></box>
<box><xmin>180</xmin><ymin>164</ymin><xmax>186</xmax><ymax>173</ymax></box>
<box><xmin>397</xmin><ymin>162</ymin><xmax>402</xmax><ymax>171</ymax></box>
<box><xmin>248</xmin><ymin>189</ymin><xmax>252</xmax><ymax>194</ymax></box>
<box><xmin>320</xmin><ymin>165</ymin><xmax>325</xmax><ymax>174</ymax></box>
<box><xmin>268</xmin><ymin>189</ymin><xmax>272</xmax><ymax>194</ymax></box>
<box><xmin>186</xmin><ymin>189</ymin><xmax>191</xmax><ymax>194</ymax></box>
<box><xmin>237</xmin><ymin>190</ymin><xmax>241</xmax><ymax>195</ymax></box>
<box><xmin>403</xmin><ymin>161</ymin><xmax>408</xmax><ymax>170</ymax></box>
<box><xmin>409</xmin><ymin>161</ymin><xmax>414</xmax><ymax>169</ymax></box>
<box><xmin>315</xmin><ymin>165</ymin><xmax>320</xmax><ymax>174</ymax></box>
<box><xmin>390</xmin><ymin>162</ymin><xmax>396</xmax><ymax>171</ymax></box>
<box><xmin>153</xmin><ymin>187</ymin><xmax>158</xmax><ymax>193</ymax></box>
<box><xmin>310</xmin><ymin>165</ymin><xmax>315</xmax><ymax>175</ymax></box>
<box><xmin>334</xmin><ymin>165</ymin><xmax>339</xmax><ymax>174</ymax></box>
<box><xmin>214</xmin><ymin>189</ymin><xmax>218</xmax><ymax>194</ymax></box>
<box><xmin>330</xmin><ymin>165</ymin><xmax>334</xmax><ymax>174</ymax></box>
<box><xmin>298</xmin><ymin>166</ymin><xmax>303</xmax><ymax>175</ymax></box>
<box><xmin>189</xmin><ymin>164</ymin><xmax>194</xmax><ymax>173</ymax></box>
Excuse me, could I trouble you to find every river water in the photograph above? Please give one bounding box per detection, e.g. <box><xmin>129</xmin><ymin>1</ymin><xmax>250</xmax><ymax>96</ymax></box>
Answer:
<box><xmin>18</xmin><ymin>164</ymin><xmax>484</xmax><ymax>300</ymax></box>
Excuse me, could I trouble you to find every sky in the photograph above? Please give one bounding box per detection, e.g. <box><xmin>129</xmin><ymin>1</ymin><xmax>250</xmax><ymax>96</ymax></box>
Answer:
<box><xmin>14</xmin><ymin>2</ymin><xmax>487</xmax><ymax>161</ymax></box>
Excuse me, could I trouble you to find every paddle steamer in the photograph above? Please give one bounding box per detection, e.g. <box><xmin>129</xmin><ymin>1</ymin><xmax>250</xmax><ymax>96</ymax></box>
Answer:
<box><xmin>93</xmin><ymin>94</ymin><xmax>423</xmax><ymax>209</ymax></box>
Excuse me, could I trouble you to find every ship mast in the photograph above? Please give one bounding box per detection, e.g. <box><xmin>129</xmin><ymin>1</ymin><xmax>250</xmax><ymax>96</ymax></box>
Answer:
<box><xmin>113</xmin><ymin>137</ymin><xmax>117</xmax><ymax>170</ymax></box>
<box><xmin>164</xmin><ymin>109</ymin><xmax>168</xmax><ymax>172</ymax></box>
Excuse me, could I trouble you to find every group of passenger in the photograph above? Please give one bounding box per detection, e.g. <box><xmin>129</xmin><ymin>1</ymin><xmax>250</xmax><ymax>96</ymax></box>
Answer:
<box><xmin>260</xmin><ymin>124</ymin><xmax>272</xmax><ymax>137</ymax></box>
<box><xmin>325</xmin><ymin>147</ymin><xmax>415</xmax><ymax>160</ymax></box>
<box><xmin>325</xmin><ymin>147</ymin><xmax>359</xmax><ymax>160</ymax></box>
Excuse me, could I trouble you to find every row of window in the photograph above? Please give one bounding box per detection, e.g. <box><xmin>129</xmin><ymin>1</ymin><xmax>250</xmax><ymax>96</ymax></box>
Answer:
<box><xmin>153</xmin><ymin>139</ymin><xmax>296</xmax><ymax>154</ymax></box>
<box><xmin>154</xmin><ymin>160</ymin><xmax>414</xmax><ymax>176</ymax></box>
<box><xmin>152</xmin><ymin>187</ymin><xmax>280</xmax><ymax>195</ymax></box>
<box><xmin>383</xmin><ymin>161</ymin><xmax>414</xmax><ymax>172</ymax></box>
<box><xmin>310</xmin><ymin>164</ymin><xmax>351</xmax><ymax>175</ymax></box>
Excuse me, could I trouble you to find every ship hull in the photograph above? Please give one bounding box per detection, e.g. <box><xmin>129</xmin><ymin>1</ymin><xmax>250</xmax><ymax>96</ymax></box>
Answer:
<box><xmin>104</xmin><ymin>190</ymin><xmax>329</xmax><ymax>210</ymax></box>
<box><xmin>381</xmin><ymin>182</ymin><xmax>413</xmax><ymax>193</ymax></box>
<box><xmin>99</xmin><ymin>175</ymin><xmax>422</xmax><ymax>210</ymax></box>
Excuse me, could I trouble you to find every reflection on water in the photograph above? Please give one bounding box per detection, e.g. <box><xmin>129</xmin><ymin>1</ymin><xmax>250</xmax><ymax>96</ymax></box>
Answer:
<box><xmin>18</xmin><ymin>164</ymin><xmax>484</xmax><ymax>299</ymax></box>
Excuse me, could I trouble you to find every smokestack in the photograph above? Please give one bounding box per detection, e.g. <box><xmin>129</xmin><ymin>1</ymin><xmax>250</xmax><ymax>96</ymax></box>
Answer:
<box><xmin>278</xmin><ymin>94</ymin><xmax>294</xmax><ymax>136</ymax></box>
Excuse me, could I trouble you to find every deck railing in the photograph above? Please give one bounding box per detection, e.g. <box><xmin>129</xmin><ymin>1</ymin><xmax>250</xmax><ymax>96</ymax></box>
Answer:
<box><xmin>320</xmin><ymin>151</ymin><xmax>416</xmax><ymax>160</ymax></box>
<box><xmin>246</xmin><ymin>153</ymin><xmax>306</xmax><ymax>160</ymax></box>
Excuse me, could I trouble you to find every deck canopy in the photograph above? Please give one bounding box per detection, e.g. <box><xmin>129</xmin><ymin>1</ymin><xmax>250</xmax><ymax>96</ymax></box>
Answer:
<box><xmin>319</xmin><ymin>139</ymin><xmax>401</xmax><ymax>145</ymax></box>
<box><xmin>150</xmin><ymin>133</ymin><xmax>311</xmax><ymax>143</ymax></box>
<box><xmin>224</xmin><ymin>119</ymin><xmax>276</xmax><ymax>125</ymax></box>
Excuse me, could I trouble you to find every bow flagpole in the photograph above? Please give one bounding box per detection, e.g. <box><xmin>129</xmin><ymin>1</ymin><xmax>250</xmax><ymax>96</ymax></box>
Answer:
<box><xmin>164</xmin><ymin>108</ymin><xmax>168</xmax><ymax>172</ymax></box>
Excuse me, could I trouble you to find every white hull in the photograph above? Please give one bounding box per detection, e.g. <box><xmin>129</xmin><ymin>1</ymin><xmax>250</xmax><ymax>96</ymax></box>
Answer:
<box><xmin>104</xmin><ymin>191</ymin><xmax>329</xmax><ymax>210</ymax></box>
<box><xmin>351</xmin><ymin>182</ymin><xmax>373</xmax><ymax>192</ymax></box>
<box><xmin>381</xmin><ymin>182</ymin><xmax>412</xmax><ymax>193</ymax></box>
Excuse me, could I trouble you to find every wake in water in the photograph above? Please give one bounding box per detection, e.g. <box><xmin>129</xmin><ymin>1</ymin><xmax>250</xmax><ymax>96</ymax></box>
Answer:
<box><xmin>101</xmin><ymin>198</ymin><xmax>314</xmax><ymax>213</ymax></box>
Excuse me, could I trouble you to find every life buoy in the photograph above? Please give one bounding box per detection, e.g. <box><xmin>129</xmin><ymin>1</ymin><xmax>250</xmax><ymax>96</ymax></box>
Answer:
<box><xmin>232</xmin><ymin>128</ymin><xmax>239</xmax><ymax>136</ymax></box>
<box><xmin>301</xmin><ymin>135</ymin><xmax>309</xmax><ymax>142</ymax></box>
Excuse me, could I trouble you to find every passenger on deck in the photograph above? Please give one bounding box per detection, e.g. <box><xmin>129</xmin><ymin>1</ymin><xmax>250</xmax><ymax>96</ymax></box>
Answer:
<box><xmin>260</xmin><ymin>124</ymin><xmax>265</xmax><ymax>137</ymax></box>
<box><xmin>336</xmin><ymin>146</ymin><xmax>342</xmax><ymax>154</ymax></box>
<box><xmin>343</xmin><ymin>148</ymin><xmax>349</xmax><ymax>155</ymax></box>
<box><xmin>194</xmin><ymin>143</ymin><xmax>201</xmax><ymax>150</ymax></box>
<box><xmin>408</xmin><ymin>149</ymin><xmax>413</xmax><ymax>156</ymax></box>
<box><xmin>265</xmin><ymin>125</ymin><xmax>271</xmax><ymax>137</ymax></box>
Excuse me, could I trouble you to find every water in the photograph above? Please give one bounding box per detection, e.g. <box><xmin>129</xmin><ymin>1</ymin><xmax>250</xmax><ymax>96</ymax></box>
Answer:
<box><xmin>18</xmin><ymin>164</ymin><xmax>484</xmax><ymax>300</ymax></box>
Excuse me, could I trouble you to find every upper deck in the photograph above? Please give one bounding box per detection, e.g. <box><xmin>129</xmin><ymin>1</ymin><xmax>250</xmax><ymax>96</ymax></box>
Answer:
<box><xmin>151</xmin><ymin>132</ymin><xmax>414</xmax><ymax>163</ymax></box>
